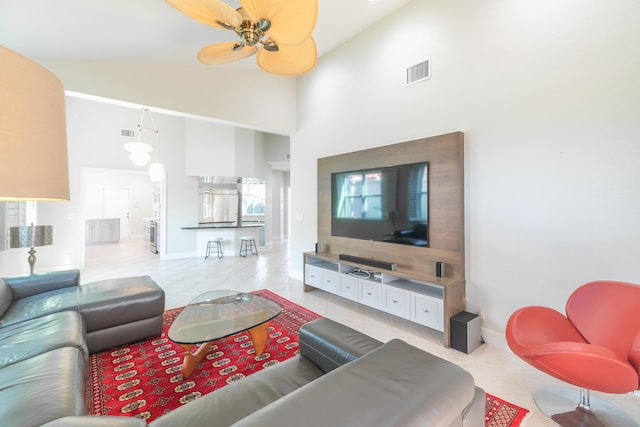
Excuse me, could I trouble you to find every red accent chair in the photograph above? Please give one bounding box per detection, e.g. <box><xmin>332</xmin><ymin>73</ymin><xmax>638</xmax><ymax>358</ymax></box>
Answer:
<box><xmin>506</xmin><ymin>280</ymin><xmax>640</xmax><ymax>426</ymax></box>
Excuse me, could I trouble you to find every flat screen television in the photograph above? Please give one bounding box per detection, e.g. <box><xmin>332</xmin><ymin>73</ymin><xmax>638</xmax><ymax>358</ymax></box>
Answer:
<box><xmin>331</xmin><ymin>162</ymin><xmax>429</xmax><ymax>247</ymax></box>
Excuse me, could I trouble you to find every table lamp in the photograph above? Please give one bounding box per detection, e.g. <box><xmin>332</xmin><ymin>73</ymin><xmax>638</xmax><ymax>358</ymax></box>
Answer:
<box><xmin>10</xmin><ymin>224</ymin><xmax>53</xmax><ymax>275</ymax></box>
<box><xmin>1</xmin><ymin>46</ymin><xmax>69</xmax><ymax>275</ymax></box>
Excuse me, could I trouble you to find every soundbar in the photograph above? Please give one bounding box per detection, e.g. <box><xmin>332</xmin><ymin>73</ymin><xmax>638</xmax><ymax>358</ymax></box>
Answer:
<box><xmin>338</xmin><ymin>254</ymin><xmax>397</xmax><ymax>271</ymax></box>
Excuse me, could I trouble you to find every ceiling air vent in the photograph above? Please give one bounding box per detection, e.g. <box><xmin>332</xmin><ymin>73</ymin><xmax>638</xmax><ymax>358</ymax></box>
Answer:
<box><xmin>121</xmin><ymin>129</ymin><xmax>136</xmax><ymax>138</ymax></box>
<box><xmin>406</xmin><ymin>59</ymin><xmax>430</xmax><ymax>87</ymax></box>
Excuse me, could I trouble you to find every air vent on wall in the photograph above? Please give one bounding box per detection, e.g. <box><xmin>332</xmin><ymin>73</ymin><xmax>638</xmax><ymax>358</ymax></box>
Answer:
<box><xmin>121</xmin><ymin>129</ymin><xmax>136</xmax><ymax>138</ymax></box>
<box><xmin>406</xmin><ymin>59</ymin><xmax>430</xmax><ymax>86</ymax></box>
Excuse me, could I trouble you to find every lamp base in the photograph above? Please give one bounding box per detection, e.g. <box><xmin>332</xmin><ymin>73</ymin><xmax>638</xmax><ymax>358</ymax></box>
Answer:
<box><xmin>534</xmin><ymin>386</ymin><xmax>639</xmax><ymax>427</ymax></box>
<box><xmin>27</xmin><ymin>247</ymin><xmax>37</xmax><ymax>275</ymax></box>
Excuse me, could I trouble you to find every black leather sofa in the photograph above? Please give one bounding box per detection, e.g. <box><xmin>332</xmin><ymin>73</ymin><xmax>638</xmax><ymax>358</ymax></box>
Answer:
<box><xmin>43</xmin><ymin>318</ymin><xmax>486</xmax><ymax>427</ymax></box>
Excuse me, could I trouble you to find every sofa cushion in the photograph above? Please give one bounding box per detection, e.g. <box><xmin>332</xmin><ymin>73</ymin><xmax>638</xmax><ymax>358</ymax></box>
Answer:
<box><xmin>0</xmin><ymin>279</ymin><xmax>12</xmax><ymax>318</ymax></box>
<box><xmin>299</xmin><ymin>317</ymin><xmax>382</xmax><ymax>373</ymax></box>
<box><xmin>149</xmin><ymin>355</ymin><xmax>325</xmax><ymax>427</ymax></box>
<box><xmin>4</xmin><ymin>270</ymin><xmax>80</xmax><ymax>299</ymax></box>
<box><xmin>233</xmin><ymin>339</ymin><xmax>478</xmax><ymax>427</ymax></box>
<box><xmin>0</xmin><ymin>346</ymin><xmax>87</xmax><ymax>427</ymax></box>
<box><xmin>0</xmin><ymin>286</ymin><xmax>79</xmax><ymax>328</ymax></box>
<box><xmin>0</xmin><ymin>311</ymin><xmax>87</xmax><ymax>368</ymax></box>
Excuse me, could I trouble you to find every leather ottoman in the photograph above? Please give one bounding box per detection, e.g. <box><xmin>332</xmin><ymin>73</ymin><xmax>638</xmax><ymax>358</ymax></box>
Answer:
<box><xmin>78</xmin><ymin>275</ymin><xmax>165</xmax><ymax>353</ymax></box>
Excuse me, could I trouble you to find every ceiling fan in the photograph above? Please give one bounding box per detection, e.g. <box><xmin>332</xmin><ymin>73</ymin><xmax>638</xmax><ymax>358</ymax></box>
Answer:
<box><xmin>165</xmin><ymin>0</ymin><xmax>318</xmax><ymax>76</ymax></box>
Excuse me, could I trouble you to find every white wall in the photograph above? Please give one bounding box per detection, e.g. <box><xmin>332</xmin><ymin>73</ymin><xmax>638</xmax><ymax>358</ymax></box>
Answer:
<box><xmin>37</xmin><ymin>59</ymin><xmax>297</xmax><ymax>135</ymax></box>
<box><xmin>185</xmin><ymin>121</ymin><xmax>236</xmax><ymax>177</ymax></box>
<box><xmin>291</xmin><ymin>0</ymin><xmax>640</xmax><ymax>339</ymax></box>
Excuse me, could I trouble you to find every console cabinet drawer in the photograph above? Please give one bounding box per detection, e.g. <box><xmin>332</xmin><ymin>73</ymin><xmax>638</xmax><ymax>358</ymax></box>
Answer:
<box><xmin>359</xmin><ymin>280</ymin><xmax>382</xmax><ymax>309</ymax></box>
<box><xmin>322</xmin><ymin>270</ymin><xmax>339</xmax><ymax>294</ymax></box>
<box><xmin>339</xmin><ymin>275</ymin><xmax>358</xmax><ymax>301</ymax></box>
<box><xmin>305</xmin><ymin>265</ymin><xmax>323</xmax><ymax>288</ymax></box>
<box><xmin>384</xmin><ymin>287</ymin><xmax>411</xmax><ymax>319</ymax></box>
<box><xmin>412</xmin><ymin>294</ymin><xmax>444</xmax><ymax>331</ymax></box>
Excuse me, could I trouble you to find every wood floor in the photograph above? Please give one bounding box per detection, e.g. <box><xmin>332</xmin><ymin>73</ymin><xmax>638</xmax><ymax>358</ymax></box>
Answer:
<box><xmin>83</xmin><ymin>238</ymin><xmax>640</xmax><ymax>426</ymax></box>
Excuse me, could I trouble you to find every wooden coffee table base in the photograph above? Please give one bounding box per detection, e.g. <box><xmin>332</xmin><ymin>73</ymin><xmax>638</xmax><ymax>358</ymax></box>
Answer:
<box><xmin>179</xmin><ymin>321</ymin><xmax>270</xmax><ymax>379</ymax></box>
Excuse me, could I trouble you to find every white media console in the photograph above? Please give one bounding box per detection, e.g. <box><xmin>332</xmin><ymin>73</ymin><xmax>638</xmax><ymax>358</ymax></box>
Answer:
<box><xmin>304</xmin><ymin>252</ymin><xmax>464</xmax><ymax>339</ymax></box>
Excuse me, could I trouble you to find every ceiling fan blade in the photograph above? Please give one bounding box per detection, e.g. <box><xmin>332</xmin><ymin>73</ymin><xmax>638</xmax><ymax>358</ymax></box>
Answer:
<box><xmin>241</xmin><ymin>0</ymin><xmax>318</xmax><ymax>46</ymax></box>
<box><xmin>165</xmin><ymin>0</ymin><xmax>242</xmax><ymax>30</ymax></box>
<box><xmin>198</xmin><ymin>42</ymin><xmax>259</xmax><ymax>65</ymax></box>
<box><xmin>256</xmin><ymin>37</ymin><xmax>317</xmax><ymax>76</ymax></box>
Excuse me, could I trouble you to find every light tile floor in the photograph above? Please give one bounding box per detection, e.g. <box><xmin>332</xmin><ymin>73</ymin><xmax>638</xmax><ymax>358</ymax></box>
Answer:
<box><xmin>83</xmin><ymin>239</ymin><xmax>640</xmax><ymax>426</ymax></box>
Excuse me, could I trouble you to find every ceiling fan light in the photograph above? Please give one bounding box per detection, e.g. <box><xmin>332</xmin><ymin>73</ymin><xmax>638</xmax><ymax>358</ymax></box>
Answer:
<box><xmin>255</xmin><ymin>19</ymin><xmax>271</xmax><ymax>32</ymax></box>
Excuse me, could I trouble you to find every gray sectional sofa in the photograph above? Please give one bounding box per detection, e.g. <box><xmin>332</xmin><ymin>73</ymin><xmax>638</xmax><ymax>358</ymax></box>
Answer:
<box><xmin>0</xmin><ymin>270</ymin><xmax>165</xmax><ymax>427</ymax></box>
<box><xmin>1</xmin><ymin>271</ymin><xmax>485</xmax><ymax>427</ymax></box>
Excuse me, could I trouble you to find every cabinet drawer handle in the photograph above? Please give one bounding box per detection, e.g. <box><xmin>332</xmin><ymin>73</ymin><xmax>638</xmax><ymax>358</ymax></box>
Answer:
<box><xmin>367</xmin><ymin>292</ymin><xmax>373</xmax><ymax>296</ymax></box>
<box><xmin>393</xmin><ymin>300</ymin><xmax>398</xmax><ymax>304</ymax></box>
<box><xmin>424</xmin><ymin>309</ymin><xmax>430</xmax><ymax>313</ymax></box>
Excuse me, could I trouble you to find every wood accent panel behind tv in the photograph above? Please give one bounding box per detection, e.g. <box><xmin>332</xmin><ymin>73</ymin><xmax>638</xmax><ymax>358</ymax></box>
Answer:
<box><xmin>317</xmin><ymin>132</ymin><xmax>464</xmax><ymax>283</ymax></box>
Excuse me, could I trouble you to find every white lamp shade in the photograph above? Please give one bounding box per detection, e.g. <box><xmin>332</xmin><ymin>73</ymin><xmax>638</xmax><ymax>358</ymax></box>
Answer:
<box><xmin>149</xmin><ymin>163</ymin><xmax>166</xmax><ymax>182</ymax></box>
<box><xmin>124</xmin><ymin>141</ymin><xmax>153</xmax><ymax>154</ymax></box>
<box><xmin>129</xmin><ymin>152</ymin><xmax>151</xmax><ymax>166</ymax></box>
<box><xmin>0</xmin><ymin>46</ymin><xmax>70</xmax><ymax>201</ymax></box>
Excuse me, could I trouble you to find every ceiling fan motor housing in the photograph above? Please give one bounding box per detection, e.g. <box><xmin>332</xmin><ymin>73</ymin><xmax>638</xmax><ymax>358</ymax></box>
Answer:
<box><xmin>237</xmin><ymin>18</ymin><xmax>272</xmax><ymax>48</ymax></box>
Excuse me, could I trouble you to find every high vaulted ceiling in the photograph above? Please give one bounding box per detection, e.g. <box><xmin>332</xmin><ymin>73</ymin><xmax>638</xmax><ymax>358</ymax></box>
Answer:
<box><xmin>0</xmin><ymin>0</ymin><xmax>413</xmax><ymax>69</ymax></box>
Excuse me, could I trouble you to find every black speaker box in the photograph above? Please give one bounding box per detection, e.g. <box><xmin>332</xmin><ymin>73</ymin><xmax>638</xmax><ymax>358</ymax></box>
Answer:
<box><xmin>450</xmin><ymin>311</ymin><xmax>481</xmax><ymax>354</ymax></box>
<box><xmin>435</xmin><ymin>261</ymin><xmax>446</xmax><ymax>278</ymax></box>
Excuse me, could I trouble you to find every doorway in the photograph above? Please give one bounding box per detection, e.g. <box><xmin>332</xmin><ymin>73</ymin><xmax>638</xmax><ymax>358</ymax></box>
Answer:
<box><xmin>82</xmin><ymin>168</ymin><xmax>155</xmax><ymax>269</ymax></box>
<box><xmin>102</xmin><ymin>187</ymin><xmax>130</xmax><ymax>240</ymax></box>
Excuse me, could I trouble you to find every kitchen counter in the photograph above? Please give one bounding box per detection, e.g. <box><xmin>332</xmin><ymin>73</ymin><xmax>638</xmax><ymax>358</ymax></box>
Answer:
<box><xmin>181</xmin><ymin>222</ymin><xmax>264</xmax><ymax>230</ymax></box>
<box><xmin>181</xmin><ymin>224</ymin><xmax>265</xmax><ymax>256</ymax></box>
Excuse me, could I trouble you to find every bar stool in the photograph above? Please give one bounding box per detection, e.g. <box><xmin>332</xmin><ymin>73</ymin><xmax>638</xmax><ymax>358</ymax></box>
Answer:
<box><xmin>239</xmin><ymin>236</ymin><xmax>258</xmax><ymax>257</ymax></box>
<box><xmin>205</xmin><ymin>237</ymin><xmax>224</xmax><ymax>259</ymax></box>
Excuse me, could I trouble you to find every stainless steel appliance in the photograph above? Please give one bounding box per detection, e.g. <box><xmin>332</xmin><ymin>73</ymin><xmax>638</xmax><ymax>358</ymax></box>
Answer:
<box><xmin>149</xmin><ymin>220</ymin><xmax>158</xmax><ymax>254</ymax></box>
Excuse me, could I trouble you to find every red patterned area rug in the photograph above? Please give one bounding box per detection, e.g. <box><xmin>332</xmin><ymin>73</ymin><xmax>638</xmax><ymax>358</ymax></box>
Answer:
<box><xmin>90</xmin><ymin>289</ymin><xmax>529</xmax><ymax>426</ymax></box>
<box><xmin>89</xmin><ymin>289</ymin><xmax>321</xmax><ymax>422</ymax></box>
<box><xmin>486</xmin><ymin>393</ymin><xmax>529</xmax><ymax>427</ymax></box>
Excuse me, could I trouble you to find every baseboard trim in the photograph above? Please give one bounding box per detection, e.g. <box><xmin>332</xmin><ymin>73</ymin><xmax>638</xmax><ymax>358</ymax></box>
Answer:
<box><xmin>480</xmin><ymin>326</ymin><xmax>509</xmax><ymax>351</ymax></box>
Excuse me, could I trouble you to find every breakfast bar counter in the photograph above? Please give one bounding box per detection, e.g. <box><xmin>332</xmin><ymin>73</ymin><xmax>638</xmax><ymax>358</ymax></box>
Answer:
<box><xmin>181</xmin><ymin>223</ymin><xmax>265</xmax><ymax>257</ymax></box>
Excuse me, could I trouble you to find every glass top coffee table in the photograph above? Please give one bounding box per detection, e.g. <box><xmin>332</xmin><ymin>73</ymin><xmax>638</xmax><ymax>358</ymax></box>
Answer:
<box><xmin>168</xmin><ymin>290</ymin><xmax>281</xmax><ymax>379</ymax></box>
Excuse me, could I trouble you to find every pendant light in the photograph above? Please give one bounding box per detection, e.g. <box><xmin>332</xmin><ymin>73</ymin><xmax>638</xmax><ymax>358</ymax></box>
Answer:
<box><xmin>124</xmin><ymin>109</ymin><xmax>165</xmax><ymax>181</ymax></box>
<box><xmin>146</xmin><ymin>110</ymin><xmax>165</xmax><ymax>182</ymax></box>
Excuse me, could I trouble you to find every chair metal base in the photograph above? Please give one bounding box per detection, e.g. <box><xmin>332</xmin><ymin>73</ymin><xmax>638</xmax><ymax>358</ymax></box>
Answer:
<box><xmin>239</xmin><ymin>237</ymin><xmax>258</xmax><ymax>257</ymax></box>
<box><xmin>205</xmin><ymin>239</ymin><xmax>224</xmax><ymax>259</ymax></box>
<box><xmin>534</xmin><ymin>386</ymin><xmax>639</xmax><ymax>427</ymax></box>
